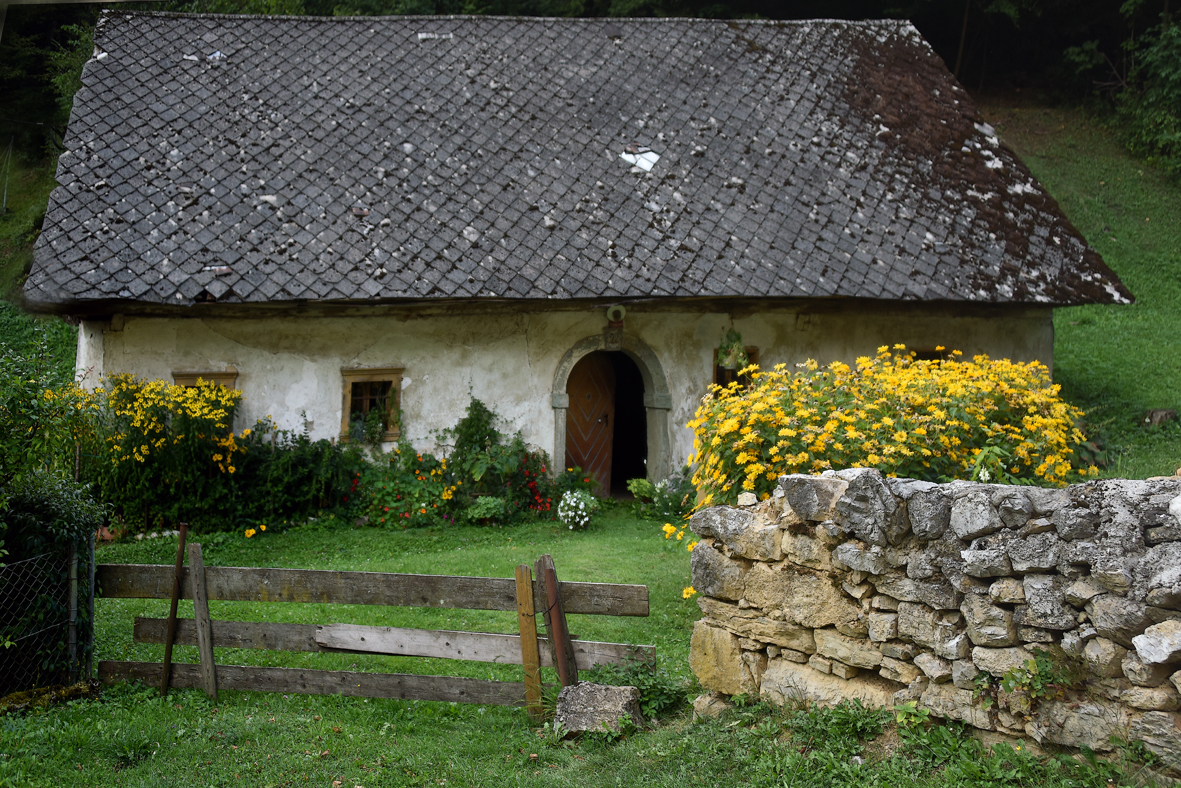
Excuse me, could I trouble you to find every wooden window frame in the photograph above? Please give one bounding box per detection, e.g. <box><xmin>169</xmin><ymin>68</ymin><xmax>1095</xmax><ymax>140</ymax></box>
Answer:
<box><xmin>713</xmin><ymin>347</ymin><xmax>760</xmax><ymax>389</ymax></box>
<box><xmin>341</xmin><ymin>367</ymin><xmax>403</xmax><ymax>442</ymax></box>
<box><xmin>172</xmin><ymin>368</ymin><xmax>238</xmax><ymax>389</ymax></box>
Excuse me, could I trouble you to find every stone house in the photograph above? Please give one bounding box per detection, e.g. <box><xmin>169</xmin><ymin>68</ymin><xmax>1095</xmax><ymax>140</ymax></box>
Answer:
<box><xmin>24</xmin><ymin>13</ymin><xmax>1129</xmax><ymax>493</ymax></box>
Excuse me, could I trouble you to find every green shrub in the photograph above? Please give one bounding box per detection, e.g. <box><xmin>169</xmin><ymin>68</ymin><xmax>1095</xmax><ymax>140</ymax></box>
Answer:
<box><xmin>583</xmin><ymin>657</ymin><xmax>687</xmax><ymax>720</ymax></box>
<box><xmin>1121</xmin><ymin>21</ymin><xmax>1181</xmax><ymax>176</ymax></box>
<box><xmin>363</xmin><ymin>442</ymin><xmax>457</xmax><ymax>528</ymax></box>
<box><xmin>628</xmin><ymin>468</ymin><xmax>696</xmax><ymax>521</ymax></box>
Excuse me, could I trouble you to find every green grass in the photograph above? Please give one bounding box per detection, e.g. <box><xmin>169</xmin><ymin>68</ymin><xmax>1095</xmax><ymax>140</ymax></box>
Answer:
<box><xmin>981</xmin><ymin>103</ymin><xmax>1181</xmax><ymax>478</ymax></box>
<box><xmin>2</xmin><ymin>513</ymin><xmax>1169</xmax><ymax>787</ymax></box>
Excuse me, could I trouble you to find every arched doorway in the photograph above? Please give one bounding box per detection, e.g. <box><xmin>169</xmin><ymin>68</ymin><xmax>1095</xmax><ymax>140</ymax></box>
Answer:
<box><xmin>552</xmin><ymin>333</ymin><xmax>672</xmax><ymax>492</ymax></box>
<box><xmin>564</xmin><ymin>351</ymin><xmax>648</xmax><ymax>496</ymax></box>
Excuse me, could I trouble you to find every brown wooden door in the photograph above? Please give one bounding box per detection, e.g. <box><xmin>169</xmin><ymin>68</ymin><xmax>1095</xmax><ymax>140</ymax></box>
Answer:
<box><xmin>566</xmin><ymin>352</ymin><xmax>616</xmax><ymax>497</ymax></box>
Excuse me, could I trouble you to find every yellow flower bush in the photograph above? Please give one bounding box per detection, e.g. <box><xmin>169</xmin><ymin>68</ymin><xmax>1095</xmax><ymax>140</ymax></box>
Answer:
<box><xmin>688</xmin><ymin>346</ymin><xmax>1096</xmax><ymax>508</ymax></box>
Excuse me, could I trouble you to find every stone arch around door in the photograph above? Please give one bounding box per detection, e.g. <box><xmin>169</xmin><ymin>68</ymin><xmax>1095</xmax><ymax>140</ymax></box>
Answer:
<box><xmin>551</xmin><ymin>333</ymin><xmax>672</xmax><ymax>483</ymax></box>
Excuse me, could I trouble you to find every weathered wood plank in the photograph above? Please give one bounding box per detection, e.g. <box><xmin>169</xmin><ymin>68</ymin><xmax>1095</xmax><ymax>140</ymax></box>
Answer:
<box><xmin>133</xmin><ymin>617</ymin><xmax>654</xmax><ymax>669</ymax></box>
<box><xmin>98</xmin><ymin>565</ymin><xmax>648</xmax><ymax>616</ymax></box>
<box><xmin>515</xmin><ymin>565</ymin><xmax>542</xmax><ymax>720</ymax></box>
<box><xmin>187</xmin><ymin>543</ymin><xmax>218</xmax><ymax>701</ymax></box>
<box><xmin>98</xmin><ymin>661</ymin><xmax>526</xmax><ymax>706</ymax></box>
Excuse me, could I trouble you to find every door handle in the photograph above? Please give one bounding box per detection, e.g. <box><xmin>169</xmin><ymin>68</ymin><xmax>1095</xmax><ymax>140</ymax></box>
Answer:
<box><xmin>600</xmin><ymin>413</ymin><xmax>609</xmax><ymax>427</ymax></box>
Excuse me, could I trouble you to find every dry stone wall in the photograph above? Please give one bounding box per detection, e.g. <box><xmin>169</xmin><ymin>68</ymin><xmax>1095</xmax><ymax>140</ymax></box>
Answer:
<box><xmin>688</xmin><ymin>469</ymin><xmax>1181</xmax><ymax>775</ymax></box>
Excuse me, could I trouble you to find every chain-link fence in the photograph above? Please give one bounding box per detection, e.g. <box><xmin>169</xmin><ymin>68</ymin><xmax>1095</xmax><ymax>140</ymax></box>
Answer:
<box><xmin>0</xmin><ymin>543</ymin><xmax>93</xmax><ymax>696</ymax></box>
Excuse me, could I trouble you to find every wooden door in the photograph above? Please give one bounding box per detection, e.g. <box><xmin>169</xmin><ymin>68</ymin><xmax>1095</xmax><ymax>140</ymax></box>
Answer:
<box><xmin>565</xmin><ymin>352</ymin><xmax>616</xmax><ymax>497</ymax></box>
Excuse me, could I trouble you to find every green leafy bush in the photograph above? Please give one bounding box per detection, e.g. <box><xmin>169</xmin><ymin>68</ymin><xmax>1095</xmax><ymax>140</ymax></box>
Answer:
<box><xmin>627</xmin><ymin>468</ymin><xmax>696</xmax><ymax>520</ymax></box>
<box><xmin>363</xmin><ymin>442</ymin><xmax>457</xmax><ymax>528</ymax></box>
<box><xmin>1121</xmin><ymin>21</ymin><xmax>1181</xmax><ymax>176</ymax></box>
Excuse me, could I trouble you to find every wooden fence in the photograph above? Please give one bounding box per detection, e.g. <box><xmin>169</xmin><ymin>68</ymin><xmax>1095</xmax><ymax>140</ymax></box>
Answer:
<box><xmin>95</xmin><ymin>549</ymin><xmax>651</xmax><ymax>718</ymax></box>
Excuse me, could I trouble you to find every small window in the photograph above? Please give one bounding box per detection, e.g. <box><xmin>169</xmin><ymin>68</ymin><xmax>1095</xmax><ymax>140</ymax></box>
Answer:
<box><xmin>341</xmin><ymin>368</ymin><xmax>402</xmax><ymax>441</ymax></box>
<box><xmin>713</xmin><ymin>347</ymin><xmax>759</xmax><ymax>390</ymax></box>
<box><xmin>172</xmin><ymin>368</ymin><xmax>238</xmax><ymax>389</ymax></box>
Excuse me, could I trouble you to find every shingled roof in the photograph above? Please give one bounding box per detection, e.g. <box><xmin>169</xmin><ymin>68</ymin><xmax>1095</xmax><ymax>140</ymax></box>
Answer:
<box><xmin>25</xmin><ymin>12</ymin><xmax>1130</xmax><ymax>313</ymax></box>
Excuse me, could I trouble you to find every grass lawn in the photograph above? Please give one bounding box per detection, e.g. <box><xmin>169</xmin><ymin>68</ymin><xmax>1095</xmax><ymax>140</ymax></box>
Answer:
<box><xmin>1</xmin><ymin>511</ymin><xmax>1168</xmax><ymax>787</ymax></box>
<box><xmin>980</xmin><ymin>102</ymin><xmax>1181</xmax><ymax>478</ymax></box>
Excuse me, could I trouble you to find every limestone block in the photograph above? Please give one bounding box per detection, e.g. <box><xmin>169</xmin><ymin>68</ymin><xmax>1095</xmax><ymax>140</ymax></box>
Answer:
<box><xmin>1127</xmin><ymin>711</ymin><xmax>1181</xmax><ymax>774</ymax></box>
<box><xmin>920</xmin><ymin>682</ymin><xmax>993</xmax><ymax>729</ymax></box>
<box><xmin>831</xmin><ymin>662</ymin><xmax>860</xmax><ymax>680</ymax></box>
<box><xmin>815</xmin><ymin>628</ymin><xmax>883</xmax><ymax>669</ymax></box>
<box><xmin>1061</xmin><ymin>626</ymin><xmax>1098</xmax><ymax>657</ymax></box>
<box><xmin>880</xmin><ymin>656</ymin><xmax>922</xmax><ymax>685</ymax></box>
<box><xmin>914</xmin><ymin>652</ymin><xmax>952</xmax><ymax>683</ymax></box>
<box><xmin>1121</xmin><ymin>684</ymin><xmax>1181</xmax><ymax>711</ymax></box>
<box><xmin>690</xmin><ymin>620</ymin><xmax>753</xmax><ymax>696</ymax></box>
<box><xmin>1136</xmin><ymin>542</ymin><xmax>1181</xmax><ymax>611</ymax></box>
<box><xmin>699</xmin><ymin>598</ymin><xmax>817</xmax><ymax>653</ymax></box>
<box><xmin>760</xmin><ymin>657</ymin><xmax>898</xmax><ymax>710</ymax></box>
<box><xmin>1026</xmin><ymin>698</ymin><xmax>1128</xmax><ymax>752</ymax></box>
<box><xmin>842</xmin><ymin>581</ymin><xmax>873</xmax><ymax>600</ymax></box>
<box><xmin>1087</xmin><ymin>594</ymin><xmax>1153</xmax><ymax>648</ymax></box>
<box><xmin>690</xmin><ymin>542</ymin><xmax>749</xmax><ymax>601</ymax></box>
<box><xmin>780</xmin><ymin>474</ymin><xmax>848</xmax><ymax>522</ymax></box>
<box><xmin>897</xmin><ymin>601</ymin><xmax>965</xmax><ymax>653</ymax></box>
<box><xmin>808</xmin><ymin>654</ymin><xmax>832</xmax><ymax>674</ymax></box>
<box><xmin>951</xmin><ymin>659</ymin><xmax>978</xmax><ymax>690</ymax></box>
<box><xmin>934</xmin><ymin>633</ymin><xmax>972</xmax><ymax>661</ymax></box>
<box><xmin>1018</xmin><ymin>626</ymin><xmax>1056</xmax><ymax>643</ymax></box>
<box><xmin>881</xmin><ymin>641</ymin><xmax>919</xmax><ymax>660</ymax></box>
<box><xmin>872</xmin><ymin>573</ymin><xmax>963</xmax><ymax>610</ymax></box>
<box><xmin>996</xmin><ymin>492</ymin><xmax>1034</xmax><ymax>529</ymax></box>
<box><xmin>555</xmin><ymin>683</ymin><xmax>644</xmax><ymax>733</ymax></box>
<box><xmin>1173</xmin><ymin>670</ymin><xmax>1181</xmax><ymax>694</ymax></box>
<box><xmin>743</xmin><ymin>651</ymin><xmax>770</xmax><ymax>688</ymax></box>
<box><xmin>835</xmin><ymin>542</ymin><xmax>888</xmax><ymax>575</ymax></box>
<box><xmin>1123</xmin><ymin>651</ymin><xmax>1175</xmax><ymax>687</ymax></box>
<box><xmin>1053</xmin><ymin>506</ymin><xmax>1098</xmax><ymax>542</ymax></box>
<box><xmin>972</xmin><ymin>645</ymin><xmax>1034</xmax><ymax>677</ymax></box>
<box><xmin>1018</xmin><ymin>517</ymin><xmax>1056</xmax><ymax>537</ymax></box>
<box><xmin>1024</xmin><ymin>486</ymin><xmax>1070</xmax><ymax>515</ymax></box>
<box><xmin>780</xmin><ymin>648</ymin><xmax>809</xmax><ymax>664</ymax></box>
<box><xmin>742</xmin><ymin>562</ymin><xmax>791</xmax><ymax>610</ymax></box>
<box><xmin>1064</xmin><ymin>576</ymin><xmax>1107</xmax><ymax>607</ymax></box>
<box><xmin>989</xmin><ymin>577</ymin><xmax>1026</xmax><ymax>604</ymax></box>
<box><xmin>893</xmin><ymin>676</ymin><xmax>929</xmax><ymax>705</ymax></box>
<box><xmin>868</xmin><ymin>612</ymin><xmax>898</xmax><ymax>642</ymax></box>
<box><xmin>1007</xmin><ymin>531</ymin><xmax>1062</xmax><ymax>573</ymax></box>
<box><xmin>693</xmin><ymin>692</ymin><xmax>733</xmax><ymax>719</ymax></box>
<box><xmin>1133</xmin><ymin>619</ymin><xmax>1181</xmax><ymax>667</ymax></box>
<box><xmin>963</xmin><ymin>594</ymin><xmax>1017</xmax><ymax>647</ymax></box>
<box><xmin>780</xmin><ymin>571</ymin><xmax>862</xmax><ymax>630</ymax></box>
<box><xmin>834</xmin><ymin>468</ymin><xmax>905</xmax><ymax>546</ymax></box>
<box><xmin>1018</xmin><ymin>574</ymin><xmax>1076</xmax><ymax>630</ymax></box>
<box><xmin>1083</xmin><ymin>637</ymin><xmax>1128</xmax><ymax>679</ymax></box>
<box><xmin>907</xmin><ymin>489</ymin><xmax>953</xmax><ymax>543</ymax></box>
<box><xmin>950</xmin><ymin>491</ymin><xmax>1003</xmax><ymax>541</ymax></box>
<box><xmin>1148</xmin><ymin>606</ymin><xmax>1181</xmax><ymax>624</ymax></box>
<box><xmin>782</xmin><ymin>530</ymin><xmax>834</xmax><ymax>571</ymax></box>
<box><xmin>836</xmin><ymin>618</ymin><xmax>870</xmax><ymax>638</ymax></box>
<box><xmin>960</xmin><ymin>548</ymin><xmax>1012</xmax><ymax>578</ymax></box>
<box><xmin>737</xmin><ymin>492</ymin><xmax>758</xmax><ymax>507</ymax></box>
<box><xmin>872</xmin><ymin>594</ymin><xmax>900</xmax><ymax>611</ymax></box>
<box><xmin>689</xmin><ymin>506</ymin><xmax>782</xmax><ymax>561</ymax></box>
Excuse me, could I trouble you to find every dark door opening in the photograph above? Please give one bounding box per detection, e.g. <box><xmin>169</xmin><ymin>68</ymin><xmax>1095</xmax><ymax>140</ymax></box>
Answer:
<box><xmin>564</xmin><ymin>351</ymin><xmax>647</xmax><ymax>498</ymax></box>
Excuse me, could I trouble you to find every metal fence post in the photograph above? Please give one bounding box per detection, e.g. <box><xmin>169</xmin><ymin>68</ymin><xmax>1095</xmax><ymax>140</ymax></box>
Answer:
<box><xmin>87</xmin><ymin>533</ymin><xmax>96</xmax><ymax>680</ymax></box>
<box><xmin>68</xmin><ymin>544</ymin><xmax>78</xmax><ymax>682</ymax></box>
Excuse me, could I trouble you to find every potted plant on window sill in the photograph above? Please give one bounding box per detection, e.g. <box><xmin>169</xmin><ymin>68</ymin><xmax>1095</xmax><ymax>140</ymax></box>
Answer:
<box><xmin>717</xmin><ymin>328</ymin><xmax>748</xmax><ymax>370</ymax></box>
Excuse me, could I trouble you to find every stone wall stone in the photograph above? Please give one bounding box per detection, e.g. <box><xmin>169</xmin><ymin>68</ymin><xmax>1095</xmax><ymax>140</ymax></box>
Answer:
<box><xmin>688</xmin><ymin>470</ymin><xmax>1181</xmax><ymax>776</ymax></box>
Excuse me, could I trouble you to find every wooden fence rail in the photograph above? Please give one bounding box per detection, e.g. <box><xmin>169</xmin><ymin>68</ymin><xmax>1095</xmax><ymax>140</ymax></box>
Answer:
<box><xmin>96</xmin><ymin>554</ymin><xmax>652</xmax><ymax>718</ymax></box>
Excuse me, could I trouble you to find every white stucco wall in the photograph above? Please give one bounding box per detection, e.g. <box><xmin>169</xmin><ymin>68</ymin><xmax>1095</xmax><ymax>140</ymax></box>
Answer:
<box><xmin>76</xmin><ymin>303</ymin><xmax>1053</xmax><ymax>476</ymax></box>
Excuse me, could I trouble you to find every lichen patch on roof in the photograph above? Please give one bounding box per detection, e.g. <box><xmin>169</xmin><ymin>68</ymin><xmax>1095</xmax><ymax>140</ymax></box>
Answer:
<box><xmin>25</xmin><ymin>13</ymin><xmax>1130</xmax><ymax>311</ymax></box>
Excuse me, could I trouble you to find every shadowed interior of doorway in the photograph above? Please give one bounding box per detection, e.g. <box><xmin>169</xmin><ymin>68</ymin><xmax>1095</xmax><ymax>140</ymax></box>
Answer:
<box><xmin>608</xmin><ymin>351</ymin><xmax>647</xmax><ymax>496</ymax></box>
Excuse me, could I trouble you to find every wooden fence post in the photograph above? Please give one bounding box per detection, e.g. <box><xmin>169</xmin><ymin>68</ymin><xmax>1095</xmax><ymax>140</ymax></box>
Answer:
<box><xmin>160</xmin><ymin>522</ymin><xmax>188</xmax><ymax>698</ymax></box>
<box><xmin>534</xmin><ymin>554</ymin><xmax>577</xmax><ymax>687</ymax></box>
<box><xmin>187</xmin><ymin>542</ymin><xmax>218</xmax><ymax>701</ymax></box>
<box><xmin>514</xmin><ymin>564</ymin><xmax>542</xmax><ymax>720</ymax></box>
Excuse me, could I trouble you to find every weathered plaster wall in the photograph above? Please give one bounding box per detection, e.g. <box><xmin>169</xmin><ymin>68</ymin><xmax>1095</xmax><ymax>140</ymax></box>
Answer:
<box><xmin>75</xmin><ymin>304</ymin><xmax>1053</xmax><ymax>474</ymax></box>
<box><xmin>688</xmin><ymin>471</ymin><xmax>1181</xmax><ymax>775</ymax></box>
